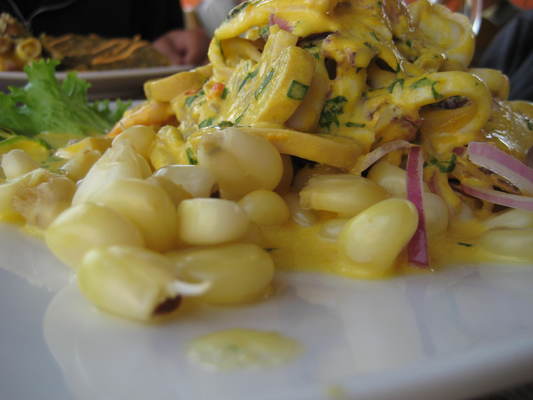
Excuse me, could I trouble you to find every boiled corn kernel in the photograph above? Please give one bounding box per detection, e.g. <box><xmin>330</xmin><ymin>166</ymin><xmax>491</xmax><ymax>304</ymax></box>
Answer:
<box><xmin>112</xmin><ymin>125</ymin><xmax>155</xmax><ymax>158</ymax></box>
<box><xmin>154</xmin><ymin>164</ymin><xmax>216</xmax><ymax>198</ymax></box>
<box><xmin>79</xmin><ymin>245</ymin><xmax>207</xmax><ymax>321</ymax></box>
<box><xmin>238</xmin><ymin>190</ymin><xmax>290</xmax><ymax>226</ymax></box>
<box><xmin>197</xmin><ymin>128</ymin><xmax>283</xmax><ymax>200</ymax></box>
<box><xmin>300</xmin><ymin>174</ymin><xmax>388</xmax><ymax>217</ymax></box>
<box><xmin>73</xmin><ymin>143</ymin><xmax>152</xmax><ymax>205</ymax></box>
<box><xmin>423</xmin><ymin>192</ymin><xmax>449</xmax><ymax>237</ymax></box>
<box><xmin>478</xmin><ymin>229</ymin><xmax>533</xmax><ymax>260</ymax></box>
<box><xmin>284</xmin><ymin>192</ymin><xmax>317</xmax><ymax>227</ymax></box>
<box><xmin>95</xmin><ymin>178</ymin><xmax>179</xmax><ymax>252</ymax></box>
<box><xmin>177</xmin><ymin>198</ymin><xmax>249</xmax><ymax>245</ymax></box>
<box><xmin>60</xmin><ymin>149</ymin><xmax>102</xmax><ymax>182</ymax></box>
<box><xmin>45</xmin><ymin>203</ymin><xmax>144</xmax><ymax>268</ymax></box>
<box><xmin>338</xmin><ymin>198</ymin><xmax>418</xmax><ymax>275</ymax></box>
<box><xmin>484</xmin><ymin>209</ymin><xmax>533</xmax><ymax>230</ymax></box>
<box><xmin>149</xmin><ymin>125</ymin><xmax>187</xmax><ymax>170</ymax></box>
<box><xmin>168</xmin><ymin>243</ymin><xmax>274</xmax><ymax>304</ymax></box>
<box><xmin>1</xmin><ymin>149</ymin><xmax>39</xmax><ymax>180</ymax></box>
<box><xmin>319</xmin><ymin>218</ymin><xmax>348</xmax><ymax>241</ymax></box>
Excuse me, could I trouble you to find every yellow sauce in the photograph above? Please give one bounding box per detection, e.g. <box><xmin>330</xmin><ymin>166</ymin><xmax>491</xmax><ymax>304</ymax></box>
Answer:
<box><xmin>261</xmin><ymin>215</ymin><xmax>524</xmax><ymax>280</ymax></box>
<box><xmin>187</xmin><ymin>329</ymin><xmax>302</xmax><ymax>371</ymax></box>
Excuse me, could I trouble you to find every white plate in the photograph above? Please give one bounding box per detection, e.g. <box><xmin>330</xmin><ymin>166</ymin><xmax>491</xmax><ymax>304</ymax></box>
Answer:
<box><xmin>1</xmin><ymin>223</ymin><xmax>533</xmax><ymax>400</ymax></box>
<box><xmin>0</xmin><ymin>65</ymin><xmax>191</xmax><ymax>100</ymax></box>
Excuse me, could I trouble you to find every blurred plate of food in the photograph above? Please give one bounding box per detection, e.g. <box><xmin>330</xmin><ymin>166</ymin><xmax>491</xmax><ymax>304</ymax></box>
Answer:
<box><xmin>0</xmin><ymin>12</ymin><xmax>191</xmax><ymax>99</ymax></box>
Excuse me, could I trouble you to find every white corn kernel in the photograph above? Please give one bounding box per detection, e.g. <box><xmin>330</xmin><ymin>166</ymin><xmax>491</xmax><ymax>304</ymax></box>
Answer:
<box><xmin>300</xmin><ymin>174</ymin><xmax>388</xmax><ymax>217</ymax></box>
<box><xmin>319</xmin><ymin>218</ymin><xmax>348</xmax><ymax>241</ymax></box>
<box><xmin>60</xmin><ymin>149</ymin><xmax>102</xmax><ymax>182</ymax></box>
<box><xmin>423</xmin><ymin>192</ymin><xmax>449</xmax><ymax>236</ymax></box>
<box><xmin>478</xmin><ymin>229</ymin><xmax>533</xmax><ymax>260</ymax></box>
<box><xmin>0</xmin><ymin>168</ymin><xmax>50</xmax><ymax>220</ymax></box>
<box><xmin>368</xmin><ymin>161</ymin><xmax>429</xmax><ymax>197</ymax></box>
<box><xmin>154</xmin><ymin>164</ymin><xmax>216</xmax><ymax>198</ymax></box>
<box><xmin>1</xmin><ymin>149</ymin><xmax>39</xmax><ymax>180</ymax></box>
<box><xmin>73</xmin><ymin>143</ymin><xmax>152</xmax><ymax>205</ymax></box>
<box><xmin>147</xmin><ymin>176</ymin><xmax>191</xmax><ymax>207</ymax></box>
<box><xmin>45</xmin><ymin>203</ymin><xmax>145</xmax><ymax>269</ymax></box>
<box><xmin>168</xmin><ymin>243</ymin><xmax>274</xmax><ymax>305</ymax></box>
<box><xmin>338</xmin><ymin>198</ymin><xmax>418</xmax><ymax>275</ymax></box>
<box><xmin>284</xmin><ymin>192</ymin><xmax>317</xmax><ymax>226</ymax></box>
<box><xmin>79</xmin><ymin>245</ymin><xmax>205</xmax><ymax>321</ymax></box>
<box><xmin>177</xmin><ymin>198</ymin><xmax>249</xmax><ymax>245</ymax></box>
<box><xmin>13</xmin><ymin>175</ymin><xmax>76</xmax><ymax>228</ymax></box>
<box><xmin>484</xmin><ymin>209</ymin><xmax>533</xmax><ymax>230</ymax></box>
<box><xmin>95</xmin><ymin>178</ymin><xmax>179</xmax><ymax>252</ymax></box>
<box><xmin>238</xmin><ymin>190</ymin><xmax>290</xmax><ymax>226</ymax></box>
<box><xmin>198</xmin><ymin>128</ymin><xmax>283</xmax><ymax>200</ymax></box>
<box><xmin>112</xmin><ymin>125</ymin><xmax>155</xmax><ymax>158</ymax></box>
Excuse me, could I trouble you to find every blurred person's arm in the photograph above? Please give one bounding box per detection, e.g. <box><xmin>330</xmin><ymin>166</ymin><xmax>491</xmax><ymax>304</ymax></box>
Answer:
<box><xmin>153</xmin><ymin>28</ymin><xmax>210</xmax><ymax>65</ymax></box>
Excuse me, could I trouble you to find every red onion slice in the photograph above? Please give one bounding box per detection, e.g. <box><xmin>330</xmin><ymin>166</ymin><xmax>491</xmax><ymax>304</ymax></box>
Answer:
<box><xmin>269</xmin><ymin>14</ymin><xmax>292</xmax><ymax>32</ymax></box>
<box><xmin>467</xmin><ymin>142</ymin><xmax>533</xmax><ymax>195</ymax></box>
<box><xmin>406</xmin><ymin>146</ymin><xmax>429</xmax><ymax>267</ymax></box>
<box><xmin>353</xmin><ymin>140</ymin><xmax>412</xmax><ymax>174</ymax></box>
<box><xmin>461</xmin><ymin>184</ymin><xmax>533</xmax><ymax>211</ymax></box>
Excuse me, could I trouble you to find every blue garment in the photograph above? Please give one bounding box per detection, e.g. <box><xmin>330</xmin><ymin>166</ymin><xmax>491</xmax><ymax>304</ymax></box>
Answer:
<box><xmin>477</xmin><ymin>10</ymin><xmax>533</xmax><ymax>101</ymax></box>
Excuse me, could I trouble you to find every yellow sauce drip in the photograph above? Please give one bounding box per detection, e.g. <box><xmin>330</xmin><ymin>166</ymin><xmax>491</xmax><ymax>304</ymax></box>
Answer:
<box><xmin>187</xmin><ymin>329</ymin><xmax>302</xmax><ymax>371</ymax></box>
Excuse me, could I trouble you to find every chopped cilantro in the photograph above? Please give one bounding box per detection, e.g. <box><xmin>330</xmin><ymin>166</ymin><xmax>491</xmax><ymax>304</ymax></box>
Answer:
<box><xmin>457</xmin><ymin>242</ymin><xmax>474</xmax><ymax>247</ymax></box>
<box><xmin>186</xmin><ymin>148</ymin><xmax>198</xmax><ymax>165</ymax></box>
<box><xmin>199</xmin><ymin>117</ymin><xmax>215</xmax><ymax>128</ymax></box>
<box><xmin>259</xmin><ymin>25</ymin><xmax>270</xmax><ymax>39</ymax></box>
<box><xmin>345</xmin><ymin>122</ymin><xmax>366</xmax><ymax>128</ymax></box>
<box><xmin>217</xmin><ymin>121</ymin><xmax>234</xmax><ymax>128</ymax></box>
<box><xmin>406</xmin><ymin>39</ymin><xmax>413</xmax><ymax>48</ymax></box>
<box><xmin>410</xmin><ymin>77</ymin><xmax>433</xmax><ymax>89</ymax></box>
<box><xmin>238</xmin><ymin>69</ymin><xmax>258</xmax><ymax>92</ymax></box>
<box><xmin>255</xmin><ymin>69</ymin><xmax>275</xmax><ymax>99</ymax></box>
<box><xmin>319</xmin><ymin>96</ymin><xmax>348</xmax><ymax>130</ymax></box>
<box><xmin>370</xmin><ymin>31</ymin><xmax>380</xmax><ymax>42</ymax></box>
<box><xmin>428</xmin><ymin>153</ymin><xmax>457</xmax><ymax>173</ymax></box>
<box><xmin>287</xmin><ymin>80</ymin><xmax>309</xmax><ymax>100</ymax></box>
<box><xmin>226</xmin><ymin>1</ymin><xmax>249</xmax><ymax>20</ymax></box>
<box><xmin>221</xmin><ymin>87</ymin><xmax>229</xmax><ymax>100</ymax></box>
<box><xmin>387</xmin><ymin>78</ymin><xmax>405</xmax><ymax>93</ymax></box>
<box><xmin>185</xmin><ymin>89</ymin><xmax>205</xmax><ymax>107</ymax></box>
<box><xmin>431</xmin><ymin>81</ymin><xmax>443</xmax><ymax>100</ymax></box>
<box><xmin>235</xmin><ymin>106</ymin><xmax>249</xmax><ymax>125</ymax></box>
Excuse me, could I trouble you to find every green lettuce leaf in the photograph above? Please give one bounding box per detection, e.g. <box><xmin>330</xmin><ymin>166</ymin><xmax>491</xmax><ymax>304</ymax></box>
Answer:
<box><xmin>0</xmin><ymin>59</ymin><xmax>130</xmax><ymax>138</ymax></box>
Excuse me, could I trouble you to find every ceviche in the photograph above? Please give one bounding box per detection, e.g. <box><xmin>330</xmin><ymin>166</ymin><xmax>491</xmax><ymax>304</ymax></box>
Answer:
<box><xmin>1</xmin><ymin>0</ymin><xmax>533</xmax><ymax>322</ymax></box>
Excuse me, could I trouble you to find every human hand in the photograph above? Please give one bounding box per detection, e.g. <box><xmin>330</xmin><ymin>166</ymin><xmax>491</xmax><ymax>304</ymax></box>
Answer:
<box><xmin>153</xmin><ymin>29</ymin><xmax>210</xmax><ymax>65</ymax></box>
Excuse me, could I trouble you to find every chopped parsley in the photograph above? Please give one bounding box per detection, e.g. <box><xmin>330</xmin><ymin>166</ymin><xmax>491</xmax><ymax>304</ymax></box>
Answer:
<box><xmin>428</xmin><ymin>153</ymin><xmax>457</xmax><ymax>173</ymax></box>
<box><xmin>370</xmin><ymin>31</ymin><xmax>380</xmax><ymax>42</ymax></box>
<box><xmin>255</xmin><ymin>69</ymin><xmax>275</xmax><ymax>99</ymax></box>
<box><xmin>319</xmin><ymin>96</ymin><xmax>348</xmax><ymax>130</ymax></box>
<box><xmin>198</xmin><ymin>117</ymin><xmax>215</xmax><ymax>128</ymax></box>
<box><xmin>238</xmin><ymin>69</ymin><xmax>258</xmax><ymax>92</ymax></box>
<box><xmin>406</xmin><ymin>39</ymin><xmax>413</xmax><ymax>48</ymax></box>
<box><xmin>345</xmin><ymin>122</ymin><xmax>366</xmax><ymax>128</ymax></box>
<box><xmin>234</xmin><ymin>106</ymin><xmax>249</xmax><ymax>125</ymax></box>
<box><xmin>186</xmin><ymin>148</ymin><xmax>198</xmax><ymax>165</ymax></box>
<box><xmin>457</xmin><ymin>242</ymin><xmax>474</xmax><ymax>247</ymax></box>
<box><xmin>387</xmin><ymin>78</ymin><xmax>405</xmax><ymax>93</ymax></box>
<box><xmin>526</xmin><ymin>119</ymin><xmax>533</xmax><ymax>131</ymax></box>
<box><xmin>259</xmin><ymin>25</ymin><xmax>270</xmax><ymax>40</ymax></box>
<box><xmin>217</xmin><ymin>121</ymin><xmax>234</xmax><ymax>128</ymax></box>
<box><xmin>364</xmin><ymin>41</ymin><xmax>374</xmax><ymax>50</ymax></box>
<box><xmin>185</xmin><ymin>89</ymin><xmax>204</xmax><ymax>107</ymax></box>
<box><xmin>287</xmin><ymin>80</ymin><xmax>309</xmax><ymax>100</ymax></box>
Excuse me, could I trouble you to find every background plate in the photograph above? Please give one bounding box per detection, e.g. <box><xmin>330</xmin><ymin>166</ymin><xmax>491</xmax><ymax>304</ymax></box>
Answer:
<box><xmin>1</xmin><ymin>223</ymin><xmax>533</xmax><ymax>400</ymax></box>
<box><xmin>0</xmin><ymin>65</ymin><xmax>190</xmax><ymax>100</ymax></box>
